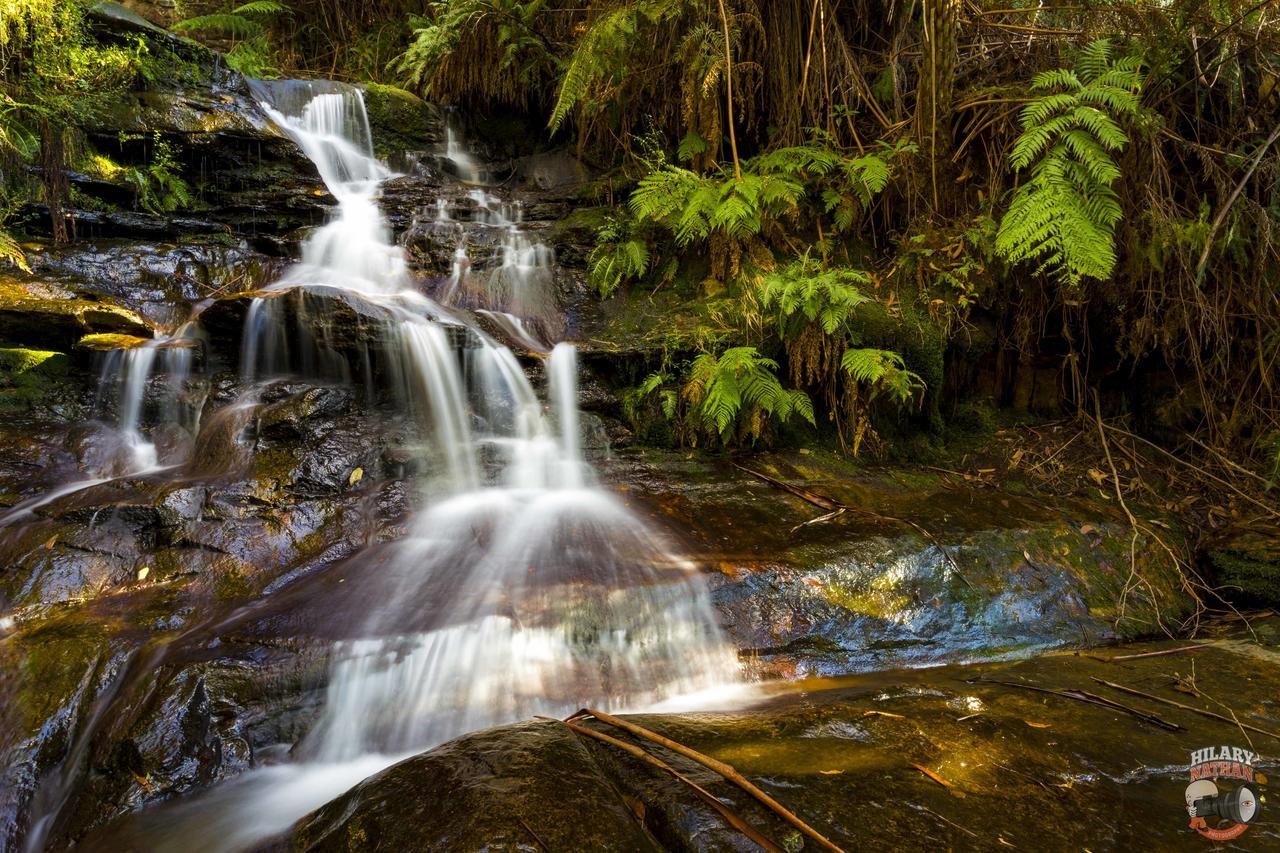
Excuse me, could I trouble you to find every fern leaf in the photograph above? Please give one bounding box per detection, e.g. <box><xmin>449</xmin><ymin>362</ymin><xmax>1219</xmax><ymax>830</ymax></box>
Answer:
<box><xmin>0</xmin><ymin>230</ymin><xmax>30</xmax><ymax>273</ymax></box>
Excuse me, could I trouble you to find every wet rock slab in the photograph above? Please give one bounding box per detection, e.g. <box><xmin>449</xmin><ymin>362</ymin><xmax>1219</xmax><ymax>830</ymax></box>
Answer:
<box><xmin>602</xmin><ymin>449</ymin><xmax>1193</xmax><ymax>677</ymax></box>
<box><xmin>290</xmin><ymin>623</ymin><xmax>1280</xmax><ymax>851</ymax></box>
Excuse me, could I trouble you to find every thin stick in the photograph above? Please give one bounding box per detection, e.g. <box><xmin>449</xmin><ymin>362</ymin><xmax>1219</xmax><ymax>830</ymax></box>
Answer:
<box><xmin>716</xmin><ymin>0</ymin><xmax>742</xmax><ymax>180</ymax></box>
<box><xmin>574</xmin><ymin>708</ymin><xmax>845</xmax><ymax>853</ymax></box>
<box><xmin>968</xmin><ymin>678</ymin><xmax>1183</xmax><ymax>731</ymax></box>
<box><xmin>916</xmin><ymin>804</ymin><xmax>980</xmax><ymax>839</ymax></box>
<box><xmin>561</xmin><ymin>720</ymin><xmax>781</xmax><ymax>852</ymax></box>
<box><xmin>1107</xmin><ymin>644</ymin><xmax>1212</xmax><ymax>661</ymax></box>
<box><xmin>1195</xmin><ymin>119</ymin><xmax>1280</xmax><ymax>282</ymax></box>
<box><xmin>1091</xmin><ymin>678</ymin><xmax>1280</xmax><ymax>742</ymax></box>
<box><xmin>517</xmin><ymin>817</ymin><xmax>549</xmax><ymax>852</ymax></box>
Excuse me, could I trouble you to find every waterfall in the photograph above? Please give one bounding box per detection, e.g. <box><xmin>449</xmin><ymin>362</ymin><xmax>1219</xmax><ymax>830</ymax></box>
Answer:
<box><xmin>444</xmin><ymin>121</ymin><xmax>481</xmax><ymax>184</ymax></box>
<box><xmin>549</xmin><ymin>343</ymin><xmax>585</xmax><ymax>488</ymax></box>
<box><xmin>110</xmin><ymin>83</ymin><xmax>745</xmax><ymax>852</ymax></box>
<box><xmin>428</xmin><ymin>137</ymin><xmax>560</xmax><ymax>345</ymax></box>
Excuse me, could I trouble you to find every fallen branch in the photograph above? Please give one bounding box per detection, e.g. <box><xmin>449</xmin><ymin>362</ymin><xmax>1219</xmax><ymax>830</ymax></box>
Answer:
<box><xmin>912</xmin><ymin>763</ymin><xmax>965</xmax><ymax>796</ymax></box>
<box><xmin>559</xmin><ymin>719</ymin><xmax>781</xmax><ymax>852</ymax></box>
<box><xmin>731</xmin><ymin>461</ymin><xmax>972</xmax><ymax>587</ymax></box>
<box><xmin>570</xmin><ymin>708</ymin><xmax>845</xmax><ymax>853</ymax></box>
<box><xmin>517</xmin><ymin>816</ymin><xmax>549</xmax><ymax>852</ymax></box>
<box><xmin>968</xmin><ymin>677</ymin><xmax>1183</xmax><ymax>731</ymax></box>
<box><xmin>1107</xmin><ymin>644</ymin><xmax>1211</xmax><ymax>661</ymax></box>
<box><xmin>1091</xmin><ymin>678</ymin><xmax>1280</xmax><ymax>742</ymax></box>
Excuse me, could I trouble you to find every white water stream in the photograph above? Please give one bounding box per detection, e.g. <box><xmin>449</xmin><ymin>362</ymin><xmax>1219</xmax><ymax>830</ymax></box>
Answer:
<box><xmin>116</xmin><ymin>82</ymin><xmax>746</xmax><ymax>851</ymax></box>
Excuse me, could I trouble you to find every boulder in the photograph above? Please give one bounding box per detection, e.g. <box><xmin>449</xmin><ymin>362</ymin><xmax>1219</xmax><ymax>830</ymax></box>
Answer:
<box><xmin>359</xmin><ymin>84</ymin><xmax>445</xmax><ymax>159</ymax></box>
<box><xmin>293</xmin><ymin>721</ymin><xmax>662</xmax><ymax>852</ymax></box>
<box><xmin>0</xmin><ymin>277</ymin><xmax>152</xmax><ymax>352</ymax></box>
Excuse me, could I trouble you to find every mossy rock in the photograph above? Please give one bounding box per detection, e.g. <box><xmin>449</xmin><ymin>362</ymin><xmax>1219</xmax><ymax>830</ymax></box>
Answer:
<box><xmin>75</xmin><ymin>333</ymin><xmax>151</xmax><ymax>351</ymax></box>
<box><xmin>293</xmin><ymin>721</ymin><xmax>661</xmax><ymax>852</ymax></box>
<box><xmin>1209</xmin><ymin>548</ymin><xmax>1280</xmax><ymax>605</ymax></box>
<box><xmin>0</xmin><ymin>277</ymin><xmax>152</xmax><ymax>351</ymax></box>
<box><xmin>0</xmin><ymin>344</ymin><xmax>72</xmax><ymax>412</ymax></box>
<box><xmin>359</xmin><ymin>83</ymin><xmax>443</xmax><ymax>158</ymax></box>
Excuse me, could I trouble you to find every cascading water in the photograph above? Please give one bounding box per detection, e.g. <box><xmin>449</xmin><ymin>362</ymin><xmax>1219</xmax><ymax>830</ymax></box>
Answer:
<box><xmin>117</xmin><ymin>83</ymin><xmax>744</xmax><ymax>851</ymax></box>
<box><xmin>0</xmin><ymin>326</ymin><xmax>201</xmax><ymax>528</ymax></box>
<box><xmin>427</xmin><ymin>143</ymin><xmax>561</xmax><ymax>346</ymax></box>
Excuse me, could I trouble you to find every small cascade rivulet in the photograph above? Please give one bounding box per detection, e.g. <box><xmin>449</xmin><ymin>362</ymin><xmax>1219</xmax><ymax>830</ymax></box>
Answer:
<box><xmin>114</xmin><ymin>83</ymin><xmax>744</xmax><ymax>851</ymax></box>
<box><xmin>419</xmin><ymin>135</ymin><xmax>561</xmax><ymax>347</ymax></box>
<box><xmin>0</xmin><ymin>325</ymin><xmax>203</xmax><ymax>529</ymax></box>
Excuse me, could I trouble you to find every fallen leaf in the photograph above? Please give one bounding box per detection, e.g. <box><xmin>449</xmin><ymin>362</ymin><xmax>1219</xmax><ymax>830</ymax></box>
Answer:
<box><xmin>130</xmin><ymin>770</ymin><xmax>153</xmax><ymax>793</ymax></box>
<box><xmin>1079</xmin><ymin>523</ymin><xmax>1097</xmax><ymax>535</ymax></box>
<box><xmin>1087</xmin><ymin>468</ymin><xmax>1108</xmax><ymax>485</ymax></box>
<box><xmin>1024</xmin><ymin>720</ymin><xmax>1051</xmax><ymax>729</ymax></box>
<box><xmin>819</xmin><ymin>769</ymin><xmax>843</xmax><ymax>775</ymax></box>
<box><xmin>43</xmin><ymin>535</ymin><xmax>57</xmax><ymax>550</ymax></box>
<box><xmin>136</xmin><ymin>566</ymin><xmax>150</xmax><ymax>581</ymax></box>
<box><xmin>348</xmin><ymin>467</ymin><xmax>363</xmax><ymax>486</ymax></box>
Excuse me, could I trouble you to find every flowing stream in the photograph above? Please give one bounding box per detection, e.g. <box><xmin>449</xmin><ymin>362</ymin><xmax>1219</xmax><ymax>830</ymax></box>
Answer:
<box><xmin>90</xmin><ymin>82</ymin><xmax>745</xmax><ymax>851</ymax></box>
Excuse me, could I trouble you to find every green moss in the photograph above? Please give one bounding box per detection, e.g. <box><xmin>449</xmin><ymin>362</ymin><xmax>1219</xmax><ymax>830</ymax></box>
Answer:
<box><xmin>1209</xmin><ymin>550</ymin><xmax>1280</xmax><ymax>605</ymax></box>
<box><xmin>360</xmin><ymin>83</ymin><xmax>438</xmax><ymax>158</ymax></box>
<box><xmin>0</xmin><ymin>343</ymin><xmax>71</xmax><ymax>411</ymax></box>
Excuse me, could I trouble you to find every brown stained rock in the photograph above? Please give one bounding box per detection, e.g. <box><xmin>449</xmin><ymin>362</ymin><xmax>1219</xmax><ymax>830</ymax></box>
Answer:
<box><xmin>294</xmin><ymin>721</ymin><xmax>662</xmax><ymax>852</ymax></box>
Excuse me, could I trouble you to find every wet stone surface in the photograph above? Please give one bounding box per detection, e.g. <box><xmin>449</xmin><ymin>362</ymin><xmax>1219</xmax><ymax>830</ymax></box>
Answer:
<box><xmin>602</xmin><ymin>449</ymin><xmax>1192</xmax><ymax>677</ymax></box>
<box><xmin>287</xmin><ymin>622</ymin><xmax>1280</xmax><ymax>852</ymax></box>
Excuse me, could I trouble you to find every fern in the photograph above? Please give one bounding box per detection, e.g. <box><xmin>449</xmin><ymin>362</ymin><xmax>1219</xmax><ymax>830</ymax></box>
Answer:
<box><xmin>124</xmin><ymin>135</ymin><xmax>195</xmax><ymax>215</ymax></box>
<box><xmin>588</xmin><ymin>215</ymin><xmax>650</xmax><ymax>297</ymax></box>
<box><xmin>841</xmin><ymin>348</ymin><xmax>925</xmax><ymax>405</ymax></box>
<box><xmin>550</xmin><ymin>4</ymin><xmax>674</xmax><ymax>132</ymax></box>
<box><xmin>172</xmin><ymin>1</ymin><xmax>289</xmax><ymax>76</ymax></box>
<box><xmin>0</xmin><ymin>230</ymin><xmax>30</xmax><ymax>273</ymax></box>
<box><xmin>995</xmin><ymin>39</ymin><xmax>1143</xmax><ymax>287</ymax></box>
<box><xmin>760</xmin><ymin>257</ymin><xmax>872</xmax><ymax>335</ymax></box>
<box><xmin>680</xmin><ymin>347</ymin><xmax>813</xmax><ymax>440</ymax></box>
<box><xmin>172</xmin><ymin>1</ymin><xmax>289</xmax><ymax>36</ymax></box>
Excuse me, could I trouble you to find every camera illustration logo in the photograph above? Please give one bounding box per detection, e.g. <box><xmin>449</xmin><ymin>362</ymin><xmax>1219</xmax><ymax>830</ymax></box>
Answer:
<box><xmin>1184</xmin><ymin>746</ymin><xmax>1266</xmax><ymax>841</ymax></box>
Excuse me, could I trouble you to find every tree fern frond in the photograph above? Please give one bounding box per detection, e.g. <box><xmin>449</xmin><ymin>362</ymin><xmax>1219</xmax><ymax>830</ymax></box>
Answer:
<box><xmin>996</xmin><ymin>39</ymin><xmax>1144</xmax><ymax>287</ymax></box>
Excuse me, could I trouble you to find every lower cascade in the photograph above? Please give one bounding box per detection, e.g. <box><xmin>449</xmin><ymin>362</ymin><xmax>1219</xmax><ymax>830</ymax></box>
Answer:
<box><xmin>67</xmin><ymin>82</ymin><xmax>743</xmax><ymax>852</ymax></box>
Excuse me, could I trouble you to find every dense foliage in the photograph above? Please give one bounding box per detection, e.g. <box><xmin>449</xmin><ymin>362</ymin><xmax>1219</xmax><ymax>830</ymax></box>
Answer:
<box><xmin>6</xmin><ymin>0</ymin><xmax>1280</xmax><ymax>472</ymax></box>
<box><xmin>372</xmin><ymin>0</ymin><xmax>1280</xmax><ymax>465</ymax></box>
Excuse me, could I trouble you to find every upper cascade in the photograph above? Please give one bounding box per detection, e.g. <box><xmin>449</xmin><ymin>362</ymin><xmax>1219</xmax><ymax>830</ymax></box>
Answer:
<box><xmin>252</xmin><ymin>81</ymin><xmax>408</xmax><ymax>296</ymax></box>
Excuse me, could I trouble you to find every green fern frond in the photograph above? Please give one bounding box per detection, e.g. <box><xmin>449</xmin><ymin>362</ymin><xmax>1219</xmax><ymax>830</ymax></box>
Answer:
<box><xmin>0</xmin><ymin>230</ymin><xmax>30</xmax><ymax>273</ymax></box>
<box><xmin>232</xmin><ymin>1</ymin><xmax>288</xmax><ymax>15</ymax></box>
<box><xmin>680</xmin><ymin>347</ymin><xmax>811</xmax><ymax>439</ymax></box>
<box><xmin>841</xmin><ymin>348</ymin><xmax>924</xmax><ymax>405</ymax></box>
<box><xmin>172</xmin><ymin>14</ymin><xmax>261</xmax><ymax>37</ymax></box>
<box><xmin>996</xmin><ymin>39</ymin><xmax>1143</xmax><ymax>287</ymax></box>
<box><xmin>761</xmin><ymin>258</ymin><xmax>871</xmax><ymax>334</ymax></box>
